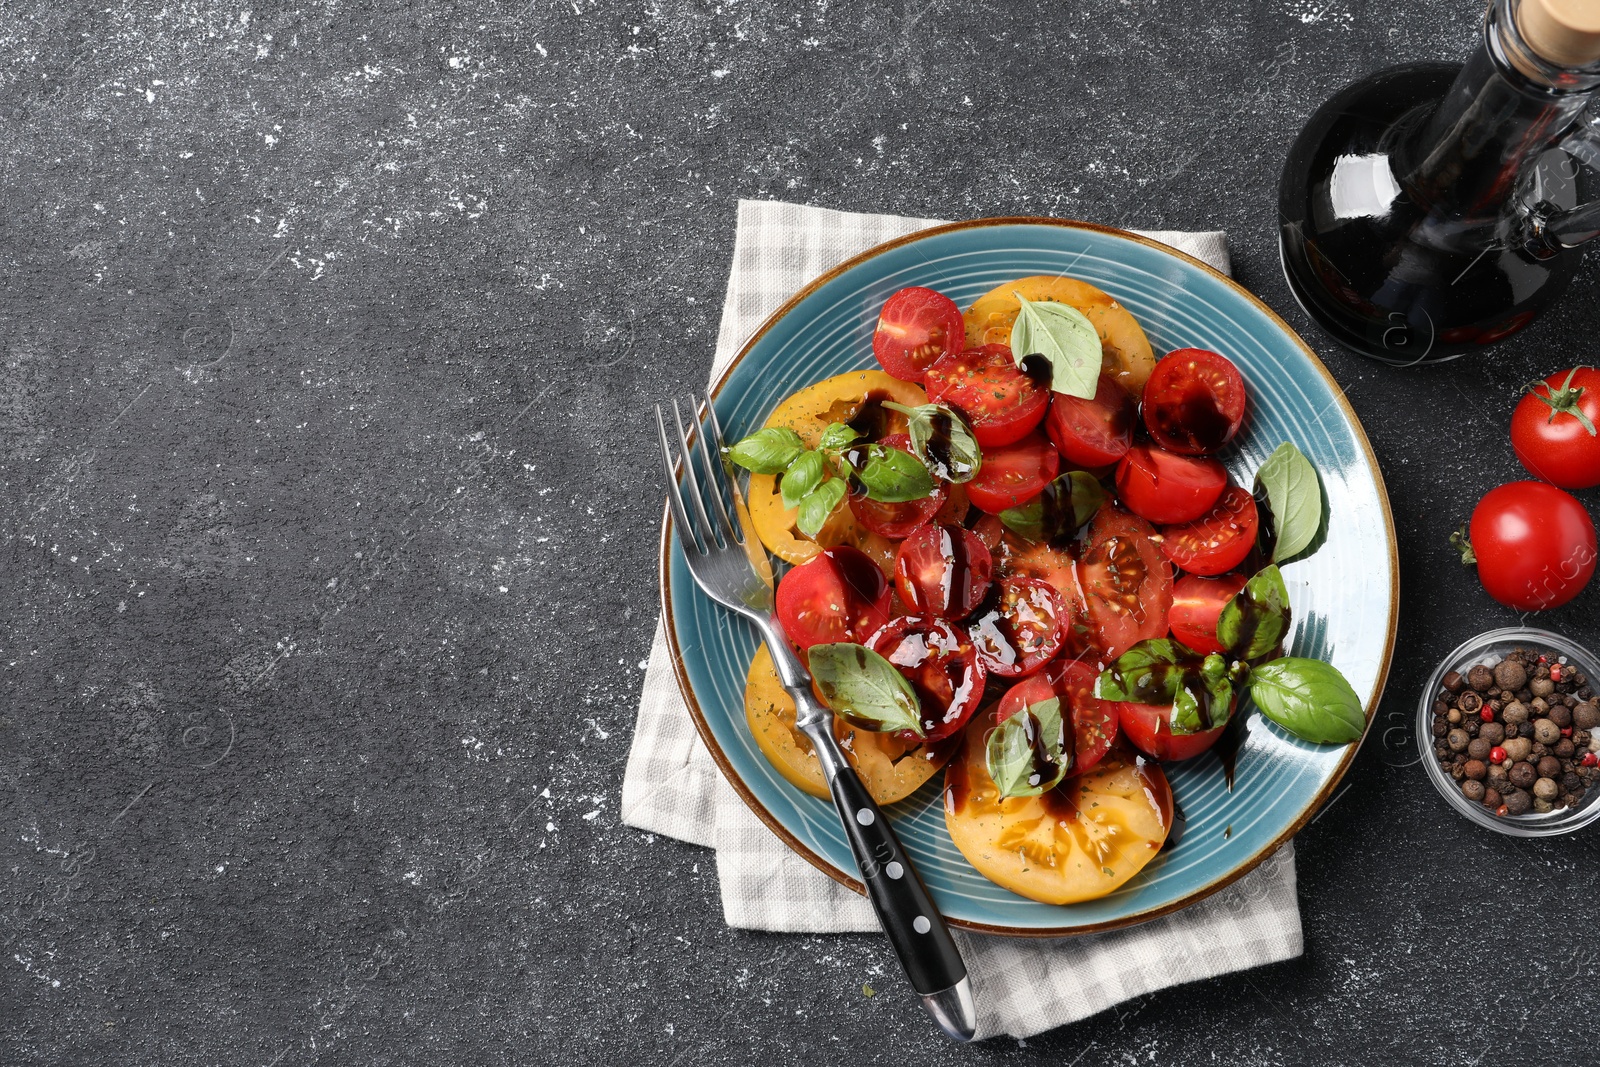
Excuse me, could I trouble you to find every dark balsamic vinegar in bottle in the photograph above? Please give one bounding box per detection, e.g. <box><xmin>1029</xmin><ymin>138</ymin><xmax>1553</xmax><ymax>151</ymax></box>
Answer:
<box><xmin>1278</xmin><ymin>0</ymin><xmax>1600</xmax><ymax>364</ymax></box>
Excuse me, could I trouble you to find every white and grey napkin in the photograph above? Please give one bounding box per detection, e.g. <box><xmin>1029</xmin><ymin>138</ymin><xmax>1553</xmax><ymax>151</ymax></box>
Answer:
<box><xmin>621</xmin><ymin>199</ymin><xmax>1300</xmax><ymax>1041</ymax></box>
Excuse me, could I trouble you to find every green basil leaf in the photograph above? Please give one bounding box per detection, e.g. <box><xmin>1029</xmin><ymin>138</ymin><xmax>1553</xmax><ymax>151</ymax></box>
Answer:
<box><xmin>808</xmin><ymin>642</ymin><xmax>924</xmax><ymax>736</ymax></box>
<box><xmin>727</xmin><ymin>426</ymin><xmax>806</xmax><ymax>474</ymax></box>
<box><xmin>779</xmin><ymin>450</ymin><xmax>826</xmax><ymax>509</ymax></box>
<box><xmin>881</xmin><ymin>402</ymin><xmax>981</xmax><ymax>482</ymax></box>
<box><xmin>1170</xmin><ymin>653</ymin><xmax>1235</xmax><ymax>734</ymax></box>
<box><xmin>1096</xmin><ymin>639</ymin><xmax>1183</xmax><ymax>704</ymax></box>
<box><xmin>1248</xmin><ymin>657</ymin><xmax>1365</xmax><ymax>744</ymax></box>
<box><xmin>985</xmin><ymin>696</ymin><xmax>1071</xmax><ymax>799</ymax></box>
<box><xmin>1009</xmin><ymin>292</ymin><xmax>1102</xmax><ymax>400</ymax></box>
<box><xmin>794</xmin><ymin>477</ymin><xmax>846</xmax><ymax>539</ymax></box>
<box><xmin>818</xmin><ymin>422</ymin><xmax>861</xmax><ymax>451</ymax></box>
<box><xmin>999</xmin><ymin>471</ymin><xmax>1107</xmax><ymax>543</ymax></box>
<box><xmin>1253</xmin><ymin>443</ymin><xmax>1323</xmax><ymax>563</ymax></box>
<box><xmin>852</xmin><ymin>443</ymin><xmax>935</xmax><ymax>503</ymax></box>
<box><xmin>1216</xmin><ymin>564</ymin><xmax>1292</xmax><ymax>661</ymax></box>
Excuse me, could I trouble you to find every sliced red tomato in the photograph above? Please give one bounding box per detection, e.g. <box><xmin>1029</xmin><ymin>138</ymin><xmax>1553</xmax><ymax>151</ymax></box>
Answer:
<box><xmin>867</xmin><ymin>616</ymin><xmax>986</xmax><ymax>742</ymax></box>
<box><xmin>1158</xmin><ymin>485</ymin><xmax>1258</xmax><ymax>575</ymax></box>
<box><xmin>973</xmin><ymin>516</ymin><xmax>1093</xmax><ymax>658</ymax></box>
<box><xmin>774</xmin><ymin>546</ymin><xmax>893</xmax><ymax>651</ymax></box>
<box><xmin>847</xmin><ymin>433</ymin><xmax>947</xmax><ymax>538</ymax></box>
<box><xmin>873</xmin><ymin>287</ymin><xmax>966</xmax><ymax>383</ymax></box>
<box><xmin>998</xmin><ymin>658</ymin><xmax>1120</xmax><ymax>774</ymax></box>
<box><xmin>967</xmin><ymin>577</ymin><xmax>1068</xmax><ymax>679</ymax></box>
<box><xmin>1168</xmin><ymin>572</ymin><xmax>1249</xmax><ymax>655</ymax></box>
<box><xmin>1077</xmin><ymin>506</ymin><xmax>1173</xmax><ymax>659</ymax></box>
<box><xmin>924</xmin><ymin>344</ymin><xmax>1049</xmax><ymax>447</ymax></box>
<box><xmin>1142</xmin><ymin>348</ymin><xmax>1248</xmax><ymax>455</ymax></box>
<box><xmin>1117</xmin><ymin>701</ymin><xmax>1227</xmax><ymax>762</ymax></box>
<box><xmin>893</xmin><ymin>524</ymin><xmax>993</xmax><ymax>620</ymax></box>
<box><xmin>1114</xmin><ymin>443</ymin><xmax>1228</xmax><ymax>525</ymax></box>
<box><xmin>1046</xmin><ymin>372</ymin><xmax>1137</xmax><ymax>469</ymax></box>
<box><xmin>966</xmin><ymin>431</ymin><xmax>1061</xmax><ymax>515</ymax></box>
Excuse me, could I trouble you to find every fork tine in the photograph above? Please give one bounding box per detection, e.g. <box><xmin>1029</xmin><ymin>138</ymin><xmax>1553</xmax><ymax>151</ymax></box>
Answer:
<box><xmin>656</xmin><ymin>404</ymin><xmax>703</xmax><ymax>555</ymax></box>
<box><xmin>672</xmin><ymin>398</ymin><xmax>723</xmax><ymax>550</ymax></box>
<box><xmin>690</xmin><ymin>395</ymin><xmax>739</xmax><ymax>547</ymax></box>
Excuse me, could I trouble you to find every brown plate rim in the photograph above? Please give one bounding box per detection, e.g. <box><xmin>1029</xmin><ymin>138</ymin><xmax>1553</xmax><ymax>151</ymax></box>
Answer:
<box><xmin>657</xmin><ymin>214</ymin><xmax>1399</xmax><ymax>937</ymax></box>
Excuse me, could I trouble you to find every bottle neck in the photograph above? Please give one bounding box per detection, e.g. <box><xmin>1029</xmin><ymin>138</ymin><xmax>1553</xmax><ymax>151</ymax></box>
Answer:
<box><xmin>1404</xmin><ymin>0</ymin><xmax>1597</xmax><ymax>215</ymax></box>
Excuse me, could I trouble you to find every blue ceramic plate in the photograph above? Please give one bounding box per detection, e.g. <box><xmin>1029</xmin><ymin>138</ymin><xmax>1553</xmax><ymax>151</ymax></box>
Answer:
<box><xmin>660</xmin><ymin>218</ymin><xmax>1397</xmax><ymax>935</ymax></box>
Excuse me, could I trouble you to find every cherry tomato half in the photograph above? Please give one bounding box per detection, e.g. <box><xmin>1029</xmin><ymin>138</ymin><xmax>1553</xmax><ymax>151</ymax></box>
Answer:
<box><xmin>997</xmin><ymin>658</ymin><xmax>1120</xmax><ymax>775</ymax></box>
<box><xmin>1158</xmin><ymin>485</ymin><xmax>1259</xmax><ymax>576</ymax></box>
<box><xmin>967</xmin><ymin>577</ymin><xmax>1069</xmax><ymax>679</ymax></box>
<box><xmin>1114</xmin><ymin>443</ymin><xmax>1228</xmax><ymax>525</ymax></box>
<box><xmin>1168</xmin><ymin>572</ymin><xmax>1249</xmax><ymax>655</ymax></box>
<box><xmin>894</xmin><ymin>524</ymin><xmax>993</xmax><ymax>619</ymax></box>
<box><xmin>973</xmin><ymin>515</ymin><xmax>1093</xmax><ymax>659</ymax></box>
<box><xmin>868</xmin><ymin>616</ymin><xmax>986</xmax><ymax>742</ymax></box>
<box><xmin>1141</xmin><ymin>348</ymin><xmax>1248</xmax><ymax>455</ymax></box>
<box><xmin>873</xmin><ymin>286</ymin><xmax>966</xmax><ymax>384</ymax></box>
<box><xmin>966</xmin><ymin>431</ymin><xmax>1061</xmax><ymax>515</ymax></box>
<box><xmin>847</xmin><ymin>433</ymin><xmax>948</xmax><ymax>539</ymax></box>
<box><xmin>925</xmin><ymin>344</ymin><xmax>1050</xmax><ymax>448</ymax></box>
<box><xmin>1046</xmin><ymin>372</ymin><xmax>1137</xmax><ymax>469</ymax></box>
<box><xmin>1116</xmin><ymin>701</ymin><xmax>1227</xmax><ymax>762</ymax></box>
<box><xmin>774</xmin><ymin>546</ymin><xmax>893</xmax><ymax>651</ymax></box>
<box><xmin>1462</xmin><ymin>481</ymin><xmax>1597</xmax><ymax>611</ymax></box>
<box><xmin>1511</xmin><ymin>367</ymin><xmax>1600</xmax><ymax>489</ymax></box>
<box><xmin>1077</xmin><ymin>506</ymin><xmax>1173</xmax><ymax>659</ymax></box>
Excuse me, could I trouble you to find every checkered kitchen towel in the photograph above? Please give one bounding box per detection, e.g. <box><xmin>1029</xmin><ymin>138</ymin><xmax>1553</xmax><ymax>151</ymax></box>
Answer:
<box><xmin>621</xmin><ymin>199</ymin><xmax>1301</xmax><ymax>1041</ymax></box>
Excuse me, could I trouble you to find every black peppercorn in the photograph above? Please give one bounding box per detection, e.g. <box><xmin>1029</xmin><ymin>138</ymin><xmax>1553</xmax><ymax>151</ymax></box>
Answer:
<box><xmin>1431</xmin><ymin>719</ymin><xmax>1449</xmax><ymax>738</ymax></box>
<box><xmin>1562</xmin><ymin>771</ymin><xmax>1583</xmax><ymax>793</ymax></box>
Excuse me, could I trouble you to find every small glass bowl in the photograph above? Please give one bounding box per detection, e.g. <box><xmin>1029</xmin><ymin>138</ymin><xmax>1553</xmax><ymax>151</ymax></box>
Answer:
<box><xmin>1417</xmin><ymin>626</ymin><xmax>1600</xmax><ymax>837</ymax></box>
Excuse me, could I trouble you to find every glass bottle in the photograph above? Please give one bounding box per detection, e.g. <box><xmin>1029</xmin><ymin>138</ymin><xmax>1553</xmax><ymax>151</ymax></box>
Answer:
<box><xmin>1278</xmin><ymin>0</ymin><xmax>1600</xmax><ymax>365</ymax></box>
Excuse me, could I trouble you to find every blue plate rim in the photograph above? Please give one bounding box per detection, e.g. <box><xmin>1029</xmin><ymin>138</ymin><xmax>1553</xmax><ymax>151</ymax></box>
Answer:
<box><xmin>657</xmin><ymin>215</ymin><xmax>1400</xmax><ymax>937</ymax></box>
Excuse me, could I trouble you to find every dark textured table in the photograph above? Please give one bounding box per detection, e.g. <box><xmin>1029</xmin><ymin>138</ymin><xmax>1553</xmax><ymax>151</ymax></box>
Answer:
<box><xmin>4</xmin><ymin>0</ymin><xmax>1598</xmax><ymax>1063</ymax></box>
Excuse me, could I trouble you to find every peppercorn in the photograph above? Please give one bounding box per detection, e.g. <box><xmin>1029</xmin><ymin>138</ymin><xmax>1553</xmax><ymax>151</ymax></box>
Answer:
<box><xmin>1494</xmin><ymin>660</ymin><xmax>1528</xmax><ymax>691</ymax></box>
<box><xmin>1584</xmin><ymin>752</ymin><xmax>1599</xmax><ymax>768</ymax></box>
<box><xmin>1448</xmin><ymin>709</ymin><xmax>1462</xmax><ymax>724</ymax></box>
<box><xmin>1531</xmin><ymin>677</ymin><xmax>1555</xmax><ymax>698</ymax></box>
<box><xmin>1480</xmin><ymin>722</ymin><xmax>1505</xmax><ymax>745</ymax></box>
<box><xmin>1549</xmin><ymin>704</ymin><xmax>1573</xmax><ymax>728</ymax></box>
<box><xmin>1534</xmin><ymin>719</ymin><xmax>1562</xmax><ymax>745</ymax></box>
<box><xmin>1443</xmin><ymin>670</ymin><xmax>1465</xmax><ymax>693</ymax></box>
<box><xmin>1488</xmin><ymin>763</ymin><xmax>1509</xmax><ymax>782</ymax></box>
<box><xmin>1462</xmin><ymin>780</ymin><xmax>1486</xmax><ymax>802</ymax></box>
<box><xmin>1503</xmin><ymin>737</ymin><xmax>1533</xmax><ymax>762</ymax></box>
<box><xmin>1448</xmin><ymin>728</ymin><xmax>1470</xmax><ymax>752</ymax></box>
<box><xmin>1556</xmin><ymin>739</ymin><xmax>1575</xmax><ymax>758</ymax></box>
<box><xmin>1534</xmin><ymin>777</ymin><xmax>1560</xmax><ymax>801</ymax></box>
<box><xmin>1432</xmin><ymin>699</ymin><xmax>1450</xmax><ymax>717</ymax></box>
<box><xmin>1465</xmin><ymin>719</ymin><xmax>1480</xmax><ymax>737</ymax></box>
<box><xmin>1505</xmin><ymin>790</ymin><xmax>1534</xmax><ymax>815</ymax></box>
<box><xmin>1467</xmin><ymin>738</ymin><xmax>1492</xmax><ymax>761</ymax></box>
<box><xmin>1468</xmin><ymin>665</ymin><xmax>1495</xmax><ymax>692</ymax></box>
<box><xmin>1516</xmin><ymin>688</ymin><xmax>1534</xmax><ymax>703</ymax></box>
<box><xmin>1562</xmin><ymin>771</ymin><xmax>1583</xmax><ymax>793</ymax></box>
<box><xmin>1484</xmin><ymin>787</ymin><xmax>1503</xmax><ymax>809</ymax></box>
<box><xmin>1457</xmin><ymin>691</ymin><xmax>1484</xmax><ymax>714</ymax></box>
<box><xmin>1575</xmin><ymin>704</ymin><xmax>1600</xmax><ymax>730</ymax></box>
<box><xmin>1510</xmin><ymin>761</ymin><xmax>1538</xmax><ymax>789</ymax></box>
<box><xmin>1530</xmin><ymin>697</ymin><xmax>1550</xmax><ymax>715</ymax></box>
<box><xmin>1431</xmin><ymin>719</ymin><xmax>1449</xmax><ymax>738</ymax></box>
<box><xmin>1503</xmin><ymin>702</ymin><xmax>1530</xmax><ymax>726</ymax></box>
<box><xmin>1538</xmin><ymin>755</ymin><xmax>1563</xmax><ymax>779</ymax></box>
<box><xmin>1534</xmin><ymin>797</ymin><xmax>1556</xmax><ymax>814</ymax></box>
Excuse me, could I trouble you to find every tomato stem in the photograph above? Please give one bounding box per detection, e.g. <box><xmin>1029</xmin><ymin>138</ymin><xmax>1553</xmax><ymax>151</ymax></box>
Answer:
<box><xmin>1524</xmin><ymin>366</ymin><xmax>1597</xmax><ymax>437</ymax></box>
<box><xmin>1450</xmin><ymin>523</ymin><xmax>1477</xmax><ymax>566</ymax></box>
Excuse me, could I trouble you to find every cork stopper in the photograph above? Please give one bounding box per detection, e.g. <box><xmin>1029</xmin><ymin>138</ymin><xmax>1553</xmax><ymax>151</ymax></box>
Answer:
<box><xmin>1518</xmin><ymin>0</ymin><xmax>1600</xmax><ymax>68</ymax></box>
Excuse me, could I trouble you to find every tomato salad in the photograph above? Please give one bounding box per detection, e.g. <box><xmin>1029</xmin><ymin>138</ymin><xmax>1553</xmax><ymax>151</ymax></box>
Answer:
<box><xmin>728</xmin><ymin>276</ymin><xmax>1365</xmax><ymax>906</ymax></box>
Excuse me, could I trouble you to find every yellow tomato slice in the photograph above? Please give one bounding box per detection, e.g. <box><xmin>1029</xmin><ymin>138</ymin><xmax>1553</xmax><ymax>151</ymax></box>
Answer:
<box><xmin>963</xmin><ymin>276</ymin><xmax>1157</xmax><ymax>398</ymax></box>
<box><xmin>745</xmin><ymin>370</ymin><xmax>927</xmax><ymax>566</ymax></box>
<box><xmin>743</xmin><ymin>645</ymin><xmax>953</xmax><ymax>804</ymax></box>
<box><xmin>944</xmin><ymin>708</ymin><xmax>1173</xmax><ymax>904</ymax></box>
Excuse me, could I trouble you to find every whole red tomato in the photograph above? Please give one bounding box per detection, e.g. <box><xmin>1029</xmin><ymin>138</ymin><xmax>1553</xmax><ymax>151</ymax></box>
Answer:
<box><xmin>1512</xmin><ymin>367</ymin><xmax>1600</xmax><ymax>489</ymax></box>
<box><xmin>1457</xmin><ymin>481</ymin><xmax>1597</xmax><ymax>610</ymax></box>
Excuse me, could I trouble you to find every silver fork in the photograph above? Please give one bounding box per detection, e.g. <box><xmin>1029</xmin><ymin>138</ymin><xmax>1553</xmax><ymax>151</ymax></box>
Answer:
<box><xmin>656</xmin><ymin>396</ymin><xmax>976</xmax><ymax>1043</ymax></box>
